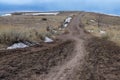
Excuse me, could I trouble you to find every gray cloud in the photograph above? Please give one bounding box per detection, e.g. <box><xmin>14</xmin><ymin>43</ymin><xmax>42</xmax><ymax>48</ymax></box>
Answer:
<box><xmin>0</xmin><ymin>0</ymin><xmax>120</xmax><ymax>15</ymax></box>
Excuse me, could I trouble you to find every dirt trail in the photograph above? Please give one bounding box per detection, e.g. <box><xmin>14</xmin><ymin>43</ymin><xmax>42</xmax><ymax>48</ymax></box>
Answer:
<box><xmin>0</xmin><ymin>12</ymin><xmax>120</xmax><ymax>80</ymax></box>
<box><xmin>44</xmin><ymin>12</ymin><xmax>89</xmax><ymax>80</ymax></box>
<box><xmin>1</xmin><ymin>11</ymin><xmax>120</xmax><ymax>80</ymax></box>
<box><xmin>43</xmin><ymin>12</ymin><xmax>120</xmax><ymax>80</ymax></box>
<box><xmin>0</xmin><ymin>13</ymin><xmax>88</xmax><ymax>80</ymax></box>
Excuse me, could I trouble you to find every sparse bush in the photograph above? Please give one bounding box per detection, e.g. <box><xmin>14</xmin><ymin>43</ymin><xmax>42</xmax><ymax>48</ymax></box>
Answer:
<box><xmin>46</xmin><ymin>32</ymin><xmax>53</xmax><ymax>38</ymax></box>
<box><xmin>42</xmin><ymin>18</ymin><xmax>47</xmax><ymax>21</ymax></box>
<box><xmin>101</xmin><ymin>34</ymin><xmax>109</xmax><ymax>40</ymax></box>
<box><xmin>64</xmin><ymin>29</ymin><xmax>69</xmax><ymax>34</ymax></box>
<box><xmin>84</xmin><ymin>26</ymin><xmax>120</xmax><ymax>45</ymax></box>
<box><xmin>37</xmin><ymin>33</ymin><xmax>46</xmax><ymax>41</ymax></box>
<box><xmin>0</xmin><ymin>30</ymin><xmax>29</xmax><ymax>45</ymax></box>
<box><xmin>0</xmin><ymin>15</ymin><xmax>67</xmax><ymax>47</ymax></box>
<box><xmin>0</xmin><ymin>26</ymin><xmax>51</xmax><ymax>45</ymax></box>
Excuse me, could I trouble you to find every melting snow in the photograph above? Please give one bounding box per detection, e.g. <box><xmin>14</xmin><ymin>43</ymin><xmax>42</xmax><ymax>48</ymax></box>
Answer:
<box><xmin>44</xmin><ymin>37</ymin><xmax>53</xmax><ymax>43</ymax></box>
<box><xmin>100</xmin><ymin>30</ymin><xmax>106</xmax><ymax>34</ymax></box>
<box><xmin>2</xmin><ymin>14</ymin><xmax>12</xmax><ymax>16</ymax></box>
<box><xmin>63</xmin><ymin>23</ymin><xmax>68</xmax><ymax>28</ymax></box>
<box><xmin>88</xmin><ymin>30</ymin><xmax>94</xmax><ymax>32</ymax></box>
<box><xmin>65</xmin><ymin>17</ymin><xmax>72</xmax><ymax>23</ymax></box>
<box><xmin>62</xmin><ymin>17</ymin><xmax>72</xmax><ymax>28</ymax></box>
<box><xmin>7</xmin><ymin>42</ymin><xmax>28</xmax><ymax>49</ymax></box>
<box><xmin>24</xmin><ymin>12</ymin><xmax>59</xmax><ymax>16</ymax></box>
<box><xmin>90</xmin><ymin>20</ymin><xmax>95</xmax><ymax>22</ymax></box>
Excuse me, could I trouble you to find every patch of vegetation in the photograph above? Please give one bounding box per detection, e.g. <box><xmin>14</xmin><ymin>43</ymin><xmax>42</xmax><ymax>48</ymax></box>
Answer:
<box><xmin>42</xmin><ymin>18</ymin><xmax>47</xmax><ymax>21</ymax></box>
<box><xmin>0</xmin><ymin>15</ymin><xmax>67</xmax><ymax>48</ymax></box>
<box><xmin>0</xmin><ymin>26</ymin><xmax>51</xmax><ymax>45</ymax></box>
<box><xmin>84</xmin><ymin>26</ymin><xmax>120</xmax><ymax>46</ymax></box>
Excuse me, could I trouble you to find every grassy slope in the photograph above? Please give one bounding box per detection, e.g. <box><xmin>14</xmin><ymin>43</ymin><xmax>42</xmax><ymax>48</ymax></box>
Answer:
<box><xmin>82</xmin><ymin>12</ymin><xmax>120</xmax><ymax>46</ymax></box>
<box><xmin>0</xmin><ymin>15</ymin><xmax>67</xmax><ymax>47</ymax></box>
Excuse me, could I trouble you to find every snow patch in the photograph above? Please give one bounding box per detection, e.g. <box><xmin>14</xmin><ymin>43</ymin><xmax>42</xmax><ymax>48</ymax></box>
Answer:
<box><xmin>2</xmin><ymin>14</ymin><xmax>12</xmax><ymax>16</ymax></box>
<box><xmin>88</xmin><ymin>30</ymin><xmax>94</xmax><ymax>32</ymax></box>
<box><xmin>63</xmin><ymin>23</ymin><xmax>68</xmax><ymax>28</ymax></box>
<box><xmin>58</xmin><ymin>28</ymin><xmax>62</xmax><ymax>30</ymax></box>
<box><xmin>65</xmin><ymin>17</ymin><xmax>72</xmax><ymax>23</ymax></box>
<box><xmin>62</xmin><ymin>17</ymin><xmax>72</xmax><ymax>28</ymax></box>
<box><xmin>7</xmin><ymin>42</ymin><xmax>28</xmax><ymax>49</ymax></box>
<box><xmin>100</xmin><ymin>30</ymin><xmax>106</xmax><ymax>34</ymax></box>
<box><xmin>90</xmin><ymin>19</ymin><xmax>95</xmax><ymax>22</ymax></box>
<box><xmin>44</xmin><ymin>37</ymin><xmax>53</xmax><ymax>43</ymax></box>
<box><xmin>52</xmin><ymin>30</ymin><xmax>57</xmax><ymax>33</ymax></box>
<box><xmin>24</xmin><ymin>12</ymin><xmax>59</xmax><ymax>16</ymax></box>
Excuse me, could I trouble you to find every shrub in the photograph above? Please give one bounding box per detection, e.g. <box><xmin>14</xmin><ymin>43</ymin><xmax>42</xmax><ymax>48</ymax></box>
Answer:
<box><xmin>101</xmin><ymin>34</ymin><xmax>109</xmax><ymax>40</ymax></box>
<box><xmin>0</xmin><ymin>26</ymin><xmax>50</xmax><ymax>45</ymax></box>
<box><xmin>42</xmin><ymin>18</ymin><xmax>47</xmax><ymax>21</ymax></box>
<box><xmin>0</xmin><ymin>30</ymin><xmax>29</xmax><ymax>45</ymax></box>
<box><xmin>64</xmin><ymin>30</ymin><xmax>69</xmax><ymax>34</ymax></box>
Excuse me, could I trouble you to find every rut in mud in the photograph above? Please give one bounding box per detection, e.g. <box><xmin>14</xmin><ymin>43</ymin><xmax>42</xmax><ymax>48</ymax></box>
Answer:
<box><xmin>0</xmin><ymin>41</ymin><xmax>75</xmax><ymax>80</ymax></box>
<box><xmin>43</xmin><ymin>12</ymin><xmax>88</xmax><ymax>80</ymax></box>
<box><xmin>0</xmin><ymin>12</ymin><xmax>120</xmax><ymax>80</ymax></box>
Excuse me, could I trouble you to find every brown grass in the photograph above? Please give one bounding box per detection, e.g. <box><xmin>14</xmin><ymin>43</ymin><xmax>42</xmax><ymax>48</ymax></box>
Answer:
<box><xmin>0</xmin><ymin>26</ymin><xmax>49</xmax><ymax>45</ymax></box>
<box><xmin>84</xmin><ymin>26</ymin><xmax>120</xmax><ymax>46</ymax></box>
<box><xmin>0</xmin><ymin>15</ymin><xmax>67</xmax><ymax>46</ymax></box>
<box><xmin>0</xmin><ymin>15</ymin><xmax>66</xmax><ymax>28</ymax></box>
<box><xmin>81</xmin><ymin>12</ymin><xmax>120</xmax><ymax>46</ymax></box>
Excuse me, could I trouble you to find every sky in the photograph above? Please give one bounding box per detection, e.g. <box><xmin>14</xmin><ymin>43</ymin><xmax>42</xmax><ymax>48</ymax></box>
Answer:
<box><xmin>0</xmin><ymin>0</ymin><xmax>120</xmax><ymax>15</ymax></box>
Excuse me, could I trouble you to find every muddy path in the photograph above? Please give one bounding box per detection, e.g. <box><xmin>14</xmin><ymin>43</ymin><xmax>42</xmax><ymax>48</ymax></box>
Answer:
<box><xmin>0</xmin><ymin>12</ymin><xmax>120</xmax><ymax>80</ymax></box>
<box><xmin>0</xmin><ymin>12</ymin><xmax>88</xmax><ymax>80</ymax></box>
<box><xmin>43</xmin><ymin>12</ymin><xmax>90</xmax><ymax>80</ymax></box>
<box><xmin>0</xmin><ymin>40</ymin><xmax>75</xmax><ymax>80</ymax></box>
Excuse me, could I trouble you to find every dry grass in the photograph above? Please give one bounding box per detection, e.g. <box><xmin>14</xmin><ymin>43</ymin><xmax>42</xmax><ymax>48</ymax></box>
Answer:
<box><xmin>0</xmin><ymin>26</ymin><xmax>49</xmax><ymax>45</ymax></box>
<box><xmin>81</xmin><ymin>12</ymin><xmax>120</xmax><ymax>26</ymax></box>
<box><xmin>81</xmin><ymin>12</ymin><xmax>120</xmax><ymax>46</ymax></box>
<box><xmin>0</xmin><ymin>15</ymin><xmax>67</xmax><ymax>28</ymax></box>
<box><xmin>84</xmin><ymin>26</ymin><xmax>120</xmax><ymax>46</ymax></box>
<box><xmin>0</xmin><ymin>15</ymin><xmax>67</xmax><ymax>47</ymax></box>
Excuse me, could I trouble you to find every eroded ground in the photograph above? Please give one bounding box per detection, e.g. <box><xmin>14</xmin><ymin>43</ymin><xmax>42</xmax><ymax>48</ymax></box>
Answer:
<box><xmin>0</xmin><ymin>12</ymin><xmax>120</xmax><ymax>80</ymax></box>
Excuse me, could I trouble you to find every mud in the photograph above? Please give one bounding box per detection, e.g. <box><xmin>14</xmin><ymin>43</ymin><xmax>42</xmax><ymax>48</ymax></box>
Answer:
<box><xmin>0</xmin><ymin>12</ymin><xmax>120</xmax><ymax>80</ymax></box>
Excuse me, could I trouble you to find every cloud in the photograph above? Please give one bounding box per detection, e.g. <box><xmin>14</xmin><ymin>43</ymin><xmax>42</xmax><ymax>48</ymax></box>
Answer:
<box><xmin>1</xmin><ymin>0</ymin><xmax>120</xmax><ymax>6</ymax></box>
<box><xmin>0</xmin><ymin>0</ymin><xmax>120</xmax><ymax>15</ymax></box>
<box><xmin>0</xmin><ymin>0</ymin><xmax>79</xmax><ymax>5</ymax></box>
<box><xmin>0</xmin><ymin>0</ymin><xmax>33</xmax><ymax>5</ymax></box>
<box><xmin>0</xmin><ymin>0</ymin><xmax>56</xmax><ymax>5</ymax></box>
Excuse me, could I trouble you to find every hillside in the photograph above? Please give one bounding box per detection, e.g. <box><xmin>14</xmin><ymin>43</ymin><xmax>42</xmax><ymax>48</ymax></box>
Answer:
<box><xmin>0</xmin><ymin>11</ymin><xmax>120</xmax><ymax>80</ymax></box>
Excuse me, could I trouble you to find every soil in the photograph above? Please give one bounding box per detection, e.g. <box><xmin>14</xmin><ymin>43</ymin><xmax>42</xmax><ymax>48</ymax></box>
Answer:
<box><xmin>0</xmin><ymin>12</ymin><xmax>120</xmax><ymax>80</ymax></box>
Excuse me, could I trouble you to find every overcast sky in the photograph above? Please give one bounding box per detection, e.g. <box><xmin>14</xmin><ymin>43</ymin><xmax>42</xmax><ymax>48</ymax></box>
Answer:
<box><xmin>0</xmin><ymin>0</ymin><xmax>120</xmax><ymax>15</ymax></box>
